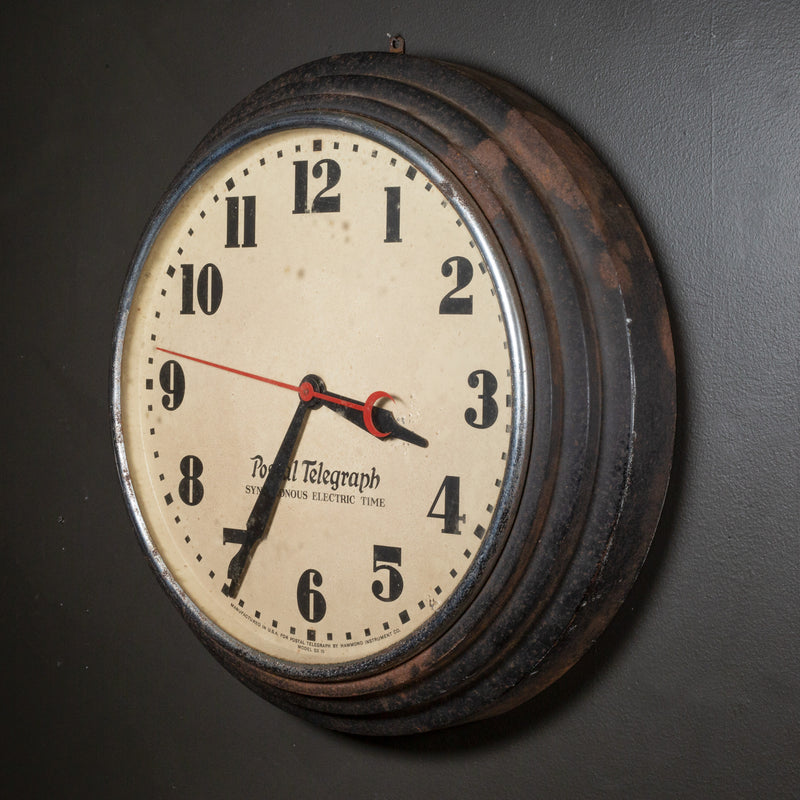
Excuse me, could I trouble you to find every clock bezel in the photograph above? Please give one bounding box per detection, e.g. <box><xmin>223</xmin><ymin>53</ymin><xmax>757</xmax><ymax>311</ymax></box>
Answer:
<box><xmin>111</xmin><ymin>111</ymin><xmax>535</xmax><ymax>684</ymax></box>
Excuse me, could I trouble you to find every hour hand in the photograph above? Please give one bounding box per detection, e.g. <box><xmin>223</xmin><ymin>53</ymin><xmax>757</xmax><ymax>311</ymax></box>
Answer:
<box><xmin>317</xmin><ymin>389</ymin><xmax>428</xmax><ymax>448</ymax></box>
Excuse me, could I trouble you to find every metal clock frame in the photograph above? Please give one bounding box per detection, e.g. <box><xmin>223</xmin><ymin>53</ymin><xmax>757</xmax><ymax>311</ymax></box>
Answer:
<box><xmin>112</xmin><ymin>51</ymin><xmax>675</xmax><ymax>735</ymax></box>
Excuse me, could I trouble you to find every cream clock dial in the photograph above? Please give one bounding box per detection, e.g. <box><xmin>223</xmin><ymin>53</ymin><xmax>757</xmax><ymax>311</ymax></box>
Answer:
<box><xmin>113</xmin><ymin>51</ymin><xmax>674</xmax><ymax>734</ymax></box>
<box><xmin>119</xmin><ymin>126</ymin><xmax>525</xmax><ymax>667</ymax></box>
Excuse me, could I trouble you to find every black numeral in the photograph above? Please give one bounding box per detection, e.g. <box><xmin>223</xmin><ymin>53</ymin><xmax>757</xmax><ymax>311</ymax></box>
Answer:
<box><xmin>465</xmin><ymin>370</ymin><xmax>498</xmax><ymax>429</ymax></box>
<box><xmin>222</xmin><ymin>527</ymin><xmax>249</xmax><ymax>587</ymax></box>
<box><xmin>225</xmin><ymin>195</ymin><xmax>257</xmax><ymax>248</ymax></box>
<box><xmin>372</xmin><ymin>545</ymin><xmax>403</xmax><ymax>602</ymax></box>
<box><xmin>439</xmin><ymin>256</ymin><xmax>473</xmax><ymax>315</ymax></box>
<box><xmin>297</xmin><ymin>569</ymin><xmax>327</xmax><ymax>622</ymax></box>
<box><xmin>384</xmin><ymin>186</ymin><xmax>402</xmax><ymax>242</ymax></box>
<box><xmin>178</xmin><ymin>455</ymin><xmax>204</xmax><ymax>506</ymax></box>
<box><xmin>180</xmin><ymin>263</ymin><xmax>223</xmax><ymax>315</ymax></box>
<box><xmin>293</xmin><ymin>159</ymin><xmax>341</xmax><ymax>214</ymax></box>
<box><xmin>159</xmin><ymin>360</ymin><xmax>185</xmax><ymax>410</ymax></box>
<box><xmin>427</xmin><ymin>476</ymin><xmax>464</xmax><ymax>534</ymax></box>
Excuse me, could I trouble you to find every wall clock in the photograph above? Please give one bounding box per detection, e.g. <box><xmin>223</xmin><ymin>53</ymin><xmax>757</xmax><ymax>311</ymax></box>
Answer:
<box><xmin>112</xmin><ymin>43</ymin><xmax>675</xmax><ymax>735</ymax></box>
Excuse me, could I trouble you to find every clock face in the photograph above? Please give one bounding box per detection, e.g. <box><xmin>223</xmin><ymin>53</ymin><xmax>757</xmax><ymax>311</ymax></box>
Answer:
<box><xmin>118</xmin><ymin>125</ymin><xmax>528</xmax><ymax>670</ymax></box>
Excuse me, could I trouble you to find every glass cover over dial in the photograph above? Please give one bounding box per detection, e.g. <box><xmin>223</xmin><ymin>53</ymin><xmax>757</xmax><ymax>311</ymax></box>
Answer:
<box><xmin>119</xmin><ymin>126</ymin><xmax>525</xmax><ymax>668</ymax></box>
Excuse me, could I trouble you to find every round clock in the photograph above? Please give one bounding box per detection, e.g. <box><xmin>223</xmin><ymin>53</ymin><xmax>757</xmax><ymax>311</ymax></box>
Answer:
<box><xmin>112</xmin><ymin>47</ymin><xmax>675</xmax><ymax>735</ymax></box>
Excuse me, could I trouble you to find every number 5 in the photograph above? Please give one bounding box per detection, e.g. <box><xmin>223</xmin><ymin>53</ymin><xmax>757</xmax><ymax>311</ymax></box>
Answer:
<box><xmin>372</xmin><ymin>545</ymin><xmax>403</xmax><ymax>602</ymax></box>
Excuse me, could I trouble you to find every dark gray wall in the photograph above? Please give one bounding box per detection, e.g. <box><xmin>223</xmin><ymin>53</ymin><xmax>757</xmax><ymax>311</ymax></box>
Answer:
<box><xmin>4</xmin><ymin>2</ymin><xmax>798</xmax><ymax>797</ymax></box>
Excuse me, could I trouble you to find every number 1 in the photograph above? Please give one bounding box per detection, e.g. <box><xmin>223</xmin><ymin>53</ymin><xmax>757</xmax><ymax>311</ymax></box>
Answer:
<box><xmin>384</xmin><ymin>186</ymin><xmax>401</xmax><ymax>242</ymax></box>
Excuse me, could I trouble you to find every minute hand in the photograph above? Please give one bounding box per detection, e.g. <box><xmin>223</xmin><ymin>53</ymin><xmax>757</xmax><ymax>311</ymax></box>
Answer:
<box><xmin>317</xmin><ymin>388</ymin><xmax>428</xmax><ymax>448</ymax></box>
<box><xmin>224</xmin><ymin>394</ymin><xmax>311</xmax><ymax>598</ymax></box>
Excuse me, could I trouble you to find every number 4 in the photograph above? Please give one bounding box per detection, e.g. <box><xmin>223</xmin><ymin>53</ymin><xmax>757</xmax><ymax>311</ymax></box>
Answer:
<box><xmin>427</xmin><ymin>476</ymin><xmax>464</xmax><ymax>534</ymax></box>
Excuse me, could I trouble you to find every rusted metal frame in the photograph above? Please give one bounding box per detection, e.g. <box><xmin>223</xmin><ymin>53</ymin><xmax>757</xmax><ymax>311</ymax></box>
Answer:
<box><xmin>467</xmin><ymin>75</ymin><xmax>675</xmax><ymax>716</ymax></box>
<box><xmin>134</xmin><ymin>53</ymin><xmax>675</xmax><ymax>735</ymax></box>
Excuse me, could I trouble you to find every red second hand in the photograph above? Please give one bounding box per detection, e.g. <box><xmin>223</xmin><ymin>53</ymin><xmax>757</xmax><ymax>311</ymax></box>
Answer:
<box><xmin>157</xmin><ymin>347</ymin><xmax>299</xmax><ymax>392</ymax></box>
<box><xmin>155</xmin><ymin>347</ymin><xmax>391</xmax><ymax>435</ymax></box>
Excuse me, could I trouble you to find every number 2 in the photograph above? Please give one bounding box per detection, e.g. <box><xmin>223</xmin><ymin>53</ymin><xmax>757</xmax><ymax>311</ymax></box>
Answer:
<box><xmin>439</xmin><ymin>256</ymin><xmax>473</xmax><ymax>315</ymax></box>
